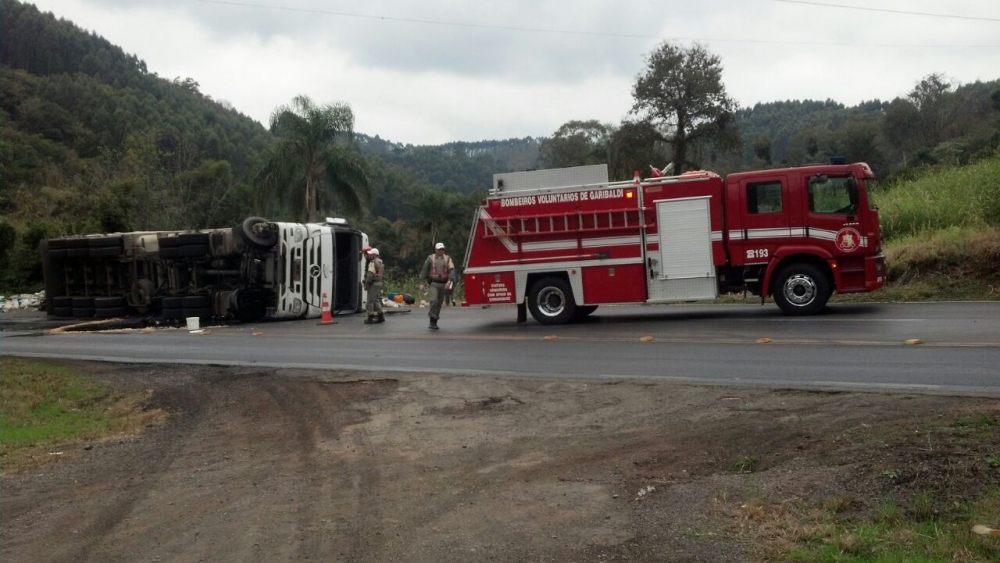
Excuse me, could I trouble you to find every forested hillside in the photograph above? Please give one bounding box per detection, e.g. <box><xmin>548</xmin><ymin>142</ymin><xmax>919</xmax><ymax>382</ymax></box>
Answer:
<box><xmin>2</xmin><ymin>0</ymin><xmax>999</xmax><ymax>294</ymax></box>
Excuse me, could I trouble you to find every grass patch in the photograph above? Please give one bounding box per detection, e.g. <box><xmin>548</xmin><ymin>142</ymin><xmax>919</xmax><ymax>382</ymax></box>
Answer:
<box><xmin>724</xmin><ymin>409</ymin><xmax>1000</xmax><ymax>563</ymax></box>
<box><xmin>0</xmin><ymin>357</ymin><xmax>166</xmax><ymax>472</ymax></box>
<box><xmin>874</xmin><ymin>155</ymin><xmax>1000</xmax><ymax>240</ymax></box>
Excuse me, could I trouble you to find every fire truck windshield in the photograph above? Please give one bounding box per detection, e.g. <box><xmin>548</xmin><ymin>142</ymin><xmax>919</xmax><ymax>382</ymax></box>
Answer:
<box><xmin>808</xmin><ymin>175</ymin><xmax>858</xmax><ymax>215</ymax></box>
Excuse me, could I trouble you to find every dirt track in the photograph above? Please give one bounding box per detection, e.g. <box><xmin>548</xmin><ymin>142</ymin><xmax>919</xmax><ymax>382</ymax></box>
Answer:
<box><xmin>2</xmin><ymin>362</ymin><xmax>998</xmax><ymax>562</ymax></box>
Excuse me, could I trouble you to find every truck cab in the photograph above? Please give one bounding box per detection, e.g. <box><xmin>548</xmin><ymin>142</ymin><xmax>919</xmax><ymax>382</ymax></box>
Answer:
<box><xmin>723</xmin><ymin>162</ymin><xmax>885</xmax><ymax>314</ymax></box>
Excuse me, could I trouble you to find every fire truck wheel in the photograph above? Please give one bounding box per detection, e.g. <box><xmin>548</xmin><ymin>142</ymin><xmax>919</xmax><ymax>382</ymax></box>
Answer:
<box><xmin>772</xmin><ymin>263</ymin><xmax>831</xmax><ymax>316</ymax></box>
<box><xmin>241</xmin><ymin>217</ymin><xmax>278</xmax><ymax>249</ymax></box>
<box><xmin>527</xmin><ymin>277</ymin><xmax>577</xmax><ymax>325</ymax></box>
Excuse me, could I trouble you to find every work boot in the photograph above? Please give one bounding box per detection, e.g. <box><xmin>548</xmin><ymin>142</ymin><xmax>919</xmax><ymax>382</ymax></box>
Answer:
<box><xmin>364</xmin><ymin>316</ymin><xmax>374</xmax><ymax>324</ymax></box>
<box><xmin>428</xmin><ymin>317</ymin><xmax>439</xmax><ymax>330</ymax></box>
<box><xmin>375</xmin><ymin>313</ymin><xmax>385</xmax><ymax>324</ymax></box>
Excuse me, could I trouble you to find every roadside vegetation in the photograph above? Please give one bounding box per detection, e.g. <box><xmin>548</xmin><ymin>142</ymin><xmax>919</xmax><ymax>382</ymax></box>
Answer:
<box><xmin>858</xmin><ymin>153</ymin><xmax>1000</xmax><ymax>301</ymax></box>
<box><xmin>726</xmin><ymin>413</ymin><xmax>1000</xmax><ymax>561</ymax></box>
<box><xmin>0</xmin><ymin>357</ymin><xmax>166</xmax><ymax>473</ymax></box>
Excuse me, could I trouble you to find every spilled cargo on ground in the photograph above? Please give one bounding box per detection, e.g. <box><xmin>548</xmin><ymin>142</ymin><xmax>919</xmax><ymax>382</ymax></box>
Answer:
<box><xmin>41</xmin><ymin>217</ymin><xmax>369</xmax><ymax>322</ymax></box>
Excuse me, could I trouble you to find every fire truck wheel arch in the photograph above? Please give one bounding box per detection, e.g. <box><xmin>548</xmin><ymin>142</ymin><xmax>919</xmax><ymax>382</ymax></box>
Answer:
<box><xmin>771</xmin><ymin>262</ymin><xmax>833</xmax><ymax>316</ymax></box>
<box><xmin>762</xmin><ymin>247</ymin><xmax>835</xmax><ymax>298</ymax></box>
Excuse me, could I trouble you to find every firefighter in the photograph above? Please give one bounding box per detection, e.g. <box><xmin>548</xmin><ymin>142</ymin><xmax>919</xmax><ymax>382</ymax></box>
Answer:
<box><xmin>363</xmin><ymin>247</ymin><xmax>385</xmax><ymax>324</ymax></box>
<box><xmin>419</xmin><ymin>242</ymin><xmax>454</xmax><ymax>330</ymax></box>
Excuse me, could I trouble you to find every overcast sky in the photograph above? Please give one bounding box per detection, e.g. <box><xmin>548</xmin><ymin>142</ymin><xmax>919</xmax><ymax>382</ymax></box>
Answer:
<box><xmin>28</xmin><ymin>0</ymin><xmax>1000</xmax><ymax>145</ymax></box>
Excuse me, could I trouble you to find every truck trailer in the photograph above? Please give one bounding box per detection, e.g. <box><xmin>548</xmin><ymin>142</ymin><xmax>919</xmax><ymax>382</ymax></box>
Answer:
<box><xmin>42</xmin><ymin>217</ymin><xmax>369</xmax><ymax>322</ymax></box>
<box><xmin>462</xmin><ymin>162</ymin><xmax>886</xmax><ymax>324</ymax></box>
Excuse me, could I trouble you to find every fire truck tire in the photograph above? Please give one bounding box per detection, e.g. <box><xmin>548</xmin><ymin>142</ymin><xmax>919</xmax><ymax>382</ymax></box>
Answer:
<box><xmin>573</xmin><ymin>305</ymin><xmax>598</xmax><ymax>320</ymax></box>
<box><xmin>772</xmin><ymin>263</ymin><xmax>831</xmax><ymax>316</ymax></box>
<box><xmin>527</xmin><ymin>277</ymin><xmax>577</xmax><ymax>325</ymax></box>
<box><xmin>241</xmin><ymin>217</ymin><xmax>278</xmax><ymax>249</ymax></box>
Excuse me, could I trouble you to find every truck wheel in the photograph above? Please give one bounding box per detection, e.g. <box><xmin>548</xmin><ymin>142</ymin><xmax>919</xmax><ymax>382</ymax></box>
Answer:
<box><xmin>772</xmin><ymin>263</ymin><xmax>831</xmax><ymax>316</ymax></box>
<box><xmin>72</xmin><ymin>297</ymin><xmax>95</xmax><ymax>308</ymax></box>
<box><xmin>95</xmin><ymin>296</ymin><xmax>126</xmax><ymax>308</ymax></box>
<box><xmin>95</xmin><ymin>306</ymin><xmax>129</xmax><ymax>318</ymax></box>
<box><xmin>72</xmin><ymin>307</ymin><xmax>96</xmax><ymax>318</ymax></box>
<box><xmin>230</xmin><ymin>289</ymin><xmax>266</xmax><ymax>322</ymax></box>
<box><xmin>53</xmin><ymin>306</ymin><xmax>73</xmax><ymax>317</ymax></box>
<box><xmin>53</xmin><ymin>296</ymin><xmax>74</xmax><ymax>308</ymax></box>
<box><xmin>241</xmin><ymin>217</ymin><xmax>278</xmax><ymax>249</ymax></box>
<box><xmin>527</xmin><ymin>277</ymin><xmax>577</xmax><ymax>325</ymax></box>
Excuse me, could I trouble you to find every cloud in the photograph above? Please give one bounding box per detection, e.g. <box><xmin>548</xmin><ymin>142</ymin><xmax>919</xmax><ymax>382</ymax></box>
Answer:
<box><xmin>27</xmin><ymin>0</ymin><xmax>1000</xmax><ymax>145</ymax></box>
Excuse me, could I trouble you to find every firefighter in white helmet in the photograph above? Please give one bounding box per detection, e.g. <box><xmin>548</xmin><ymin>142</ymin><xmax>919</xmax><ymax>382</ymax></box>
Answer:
<box><xmin>419</xmin><ymin>242</ymin><xmax>454</xmax><ymax>330</ymax></box>
<box><xmin>362</xmin><ymin>246</ymin><xmax>385</xmax><ymax>324</ymax></box>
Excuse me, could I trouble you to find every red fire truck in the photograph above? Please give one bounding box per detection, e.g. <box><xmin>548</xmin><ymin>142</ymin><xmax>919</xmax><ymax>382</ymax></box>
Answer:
<box><xmin>462</xmin><ymin>162</ymin><xmax>885</xmax><ymax>324</ymax></box>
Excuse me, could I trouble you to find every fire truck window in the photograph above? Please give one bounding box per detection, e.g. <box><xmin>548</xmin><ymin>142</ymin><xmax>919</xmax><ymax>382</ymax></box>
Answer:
<box><xmin>747</xmin><ymin>181</ymin><xmax>783</xmax><ymax>214</ymax></box>
<box><xmin>809</xmin><ymin>177</ymin><xmax>856</xmax><ymax>214</ymax></box>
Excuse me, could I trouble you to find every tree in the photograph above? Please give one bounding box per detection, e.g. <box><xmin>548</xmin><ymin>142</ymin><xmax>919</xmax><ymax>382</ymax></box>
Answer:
<box><xmin>631</xmin><ymin>42</ymin><xmax>738</xmax><ymax>173</ymax></box>
<box><xmin>607</xmin><ymin>120</ymin><xmax>668</xmax><ymax>180</ymax></box>
<box><xmin>539</xmin><ymin>120</ymin><xmax>609</xmax><ymax>168</ymax></box>
<box><xmin>256</xmin><ymin>95</ymin><xmax>371</xmax><ymax>222</ymax></box>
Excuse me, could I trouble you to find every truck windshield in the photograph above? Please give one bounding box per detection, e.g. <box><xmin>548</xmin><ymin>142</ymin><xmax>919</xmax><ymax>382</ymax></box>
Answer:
<box><xmin>808</xmin><ymin>176</ymin><xmax>857</xmax><ymax>215</ymax></box>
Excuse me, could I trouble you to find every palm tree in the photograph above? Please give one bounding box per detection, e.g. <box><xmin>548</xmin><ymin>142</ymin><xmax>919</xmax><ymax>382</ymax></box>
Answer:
<box><xmin>256</xmin><ymin>95</ymin><xmax>371</xmax><ymax>222</ymax></box>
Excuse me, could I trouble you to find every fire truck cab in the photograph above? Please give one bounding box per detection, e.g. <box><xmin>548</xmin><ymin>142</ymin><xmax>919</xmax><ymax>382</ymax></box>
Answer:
<box><xmin>462</xmin><ymin>162</ymin><xmax>885</xmax><ymax>325</ymax></box>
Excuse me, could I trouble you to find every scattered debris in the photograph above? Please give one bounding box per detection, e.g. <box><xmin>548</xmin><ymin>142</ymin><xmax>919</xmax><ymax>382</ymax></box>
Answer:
<box><xmin>640</xmin><ymin>336</ymin><xmax>655</xmax><ymax>342</ymax></box>
<box><xmin>635</xmin><ymin>486</ymin><xmax>656</xmax><ymax>501</ymax></box>
<box><xmin>972</xmin><ymin>524</ymin><xmax>1000</xmax><ymax>537</ymax></box>
<box><xmin>252</xmin><ymin>331</ymin><xmax>264</xmax><ymax>337</ymax></box>
<box><xmin>905</xmin><ymin>338</ymin><xmax>923</xmax><ymax>345</ymax></box>
<box><xmin>0</xmin><ymin>291</ymin><xmax>45</xmax><ymax>312</ymax></box>
<box><xmin>543</xmin><ymin>335</ymin><xmax>559</xmax><ymax>340</ymax></box>
<box><xmin>756</xmin><ymin>337</ymin><xmax>773</xmax><ymax>344</ymax></box>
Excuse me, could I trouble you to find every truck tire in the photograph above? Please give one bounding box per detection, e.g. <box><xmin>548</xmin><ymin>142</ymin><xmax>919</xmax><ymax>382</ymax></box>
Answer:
<box><xmin>183</xmin><ymin>307</ymin><xmax>213</xmax><ymax>319</ymax></box>
<box><xmin>162</xmin><ymin>307</ymin><xmax>184</xmax><ymax>320</ymax></box>
<box><xmin>159</xmin><ymin>233</ymin><xmax>210</xmax><ymax>248</ymax></box>
<box><xmin>72</xmin><ymin>307</ymin><xmax>96</xmax><ymax>318</ymax></box>
<box><xmin>72</xmin><ymin>297</ymin><xmax>95</xmax><ymax>308</ymax></box>
<box><xmin>95</xmin><ymin>296</ymin><xmax>126</xmax><ymax>308</ymax></box>
<box><xmin>159</xmin><ymin>244</ymin><xmax>210</xmax><ymax>259</ymax></box>
<box><xmin>53</xmin><ymin>306</ymin><xmax>73</xmax><ymax>317</ymax></box>
<box><xmin>181</xmin><ymin>295</ymin><xmax>211</xmax><ymax>308</ymax></box>
<box><xmin>772</xmin><ymin>263</ymin><xmax>831</xmax><ymax>316</ymax></box>
<box><xmin>53</xmin><ymin>296</ymin><xmax>74</xmax><ymax>308</ymax></box>
<box><xmin>527</xmin><ymin>277</ymin><xmax>577</xmax><ymax>325</ymax></box>
<box><xmin>230</xmin><ymin>289</ymin><xmax>266</xmax><ymax>322</ymax></box>
<box><xmin>95</xmin><ymin>306</ymin><xmax>129</xmax><ymax>318</ymax></box>
<box><xmin>161</xmin><ymin>296</ymin><xmax>185</xmax><ymax>310</ymax></box>
<box><xmin>241</xmin><ymin>217</ymin><xmax>278</xmax><ymax>249</ymax></box>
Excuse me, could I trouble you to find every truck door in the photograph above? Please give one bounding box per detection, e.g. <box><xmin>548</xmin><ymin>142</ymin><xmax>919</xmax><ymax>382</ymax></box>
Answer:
<box><xmin>646</xmin><ymin>197</ymin><xmax>717</xmax><ymax>302</ymax></box>
<box><xmin>732</xmin><ymin>175</ymin><xmax>791</xmax><ymax>266</ymax></box>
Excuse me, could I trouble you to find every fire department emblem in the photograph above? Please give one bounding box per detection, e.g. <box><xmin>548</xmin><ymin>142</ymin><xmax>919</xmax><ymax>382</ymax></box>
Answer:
<box><xmin>835</xmin><ymin>227</ymin><xmax>862</xmax><ymax>253</ymax></box>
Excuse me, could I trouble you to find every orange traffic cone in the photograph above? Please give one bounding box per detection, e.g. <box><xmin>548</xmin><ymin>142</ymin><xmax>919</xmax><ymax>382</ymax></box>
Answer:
<box><xmin>318</xmin><ymin>292</ymin><xmax>336</xmax><ymax>325</ymax></box>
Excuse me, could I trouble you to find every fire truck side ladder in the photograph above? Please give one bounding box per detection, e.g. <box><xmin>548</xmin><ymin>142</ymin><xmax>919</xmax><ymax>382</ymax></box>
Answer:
<box><xmin>482</xmin><ymin>207</ymin><xmax>646</xmax><ymax>239</ymax></box>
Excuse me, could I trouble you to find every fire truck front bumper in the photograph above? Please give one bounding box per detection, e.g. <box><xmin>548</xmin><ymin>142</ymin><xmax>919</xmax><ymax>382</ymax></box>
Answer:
<box><xmin>867</xmin><ymin>254</ymin><xmax>887</xmax><ymax>291</ymax></box>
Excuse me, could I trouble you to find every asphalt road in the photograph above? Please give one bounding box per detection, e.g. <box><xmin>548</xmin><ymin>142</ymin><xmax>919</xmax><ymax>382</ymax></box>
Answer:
<box><xmin>2</xmin><ymin>302</ymin><xmax>999</xmax><ymax>395</ymax></box>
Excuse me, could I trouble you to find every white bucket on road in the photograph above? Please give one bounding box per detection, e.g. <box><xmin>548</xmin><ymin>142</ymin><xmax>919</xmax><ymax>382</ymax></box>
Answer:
<box><xmin>186</xmin><ymin>316</ymin><xmax>201</xmax><ymax>333</ymax></box>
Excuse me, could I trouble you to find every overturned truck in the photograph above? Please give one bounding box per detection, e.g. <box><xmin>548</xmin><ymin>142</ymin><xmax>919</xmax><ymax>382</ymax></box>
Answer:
<box><xmin>42</xmin><ymin>217</ymin><xmax>368</xmax><ymax>322</ymax></box>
